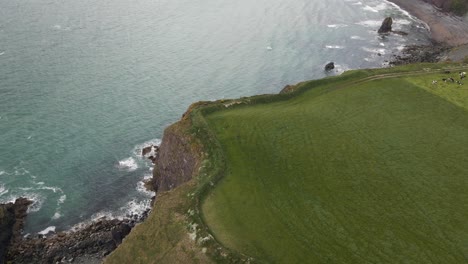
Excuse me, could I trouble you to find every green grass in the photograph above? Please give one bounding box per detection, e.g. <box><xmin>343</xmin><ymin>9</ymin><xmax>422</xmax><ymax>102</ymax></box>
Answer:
<box><xmin>202</xmin><ymin>65</ymin><xmax>468</xmax><ymax>263</ymax></box>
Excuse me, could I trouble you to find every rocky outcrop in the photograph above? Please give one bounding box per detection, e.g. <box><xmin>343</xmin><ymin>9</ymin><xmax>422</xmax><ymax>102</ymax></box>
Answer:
<box><xmin>141</xmin><ymin>145</ymin><xmax>153</xmax><ymax>156</ymax></box>
<box><xmin>152</xmin><ymin>122</ymin><xmax>201</xmax><ymax>192</ymax></box>
<box><xmin>6</xmin><ymin>210</ymin><xmax>149</xmax><ymax>264</ymax></box>
<box><xmin>0</xmin><ymin>198</ymin><xmax>32</xmax><ymax>263</ymax></box>
<box><xmin>280</xmin><ymin>85</ymin><xmax>294</xmax><ymax>94</ymax></box>
<box><xmin>378</xmin><ymin>17</ymin><xmax>393</xmax><ymax>33</ymax></box>
<box><xmin>390</xmin><ymin>44</ymin><xmax>449</xmax><ymax>65</ymax></box>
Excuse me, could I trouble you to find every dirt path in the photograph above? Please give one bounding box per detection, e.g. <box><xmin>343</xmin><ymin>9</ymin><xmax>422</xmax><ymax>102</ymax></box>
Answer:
<box><xmin>329</xmin><ymin>66</ymin><xmax>468</xmax><ymax>93</ymax></box>
<box><xmin>387</xmin><ymin>0</ymin><xmax>468</xmax><ymax>46</ymax></box>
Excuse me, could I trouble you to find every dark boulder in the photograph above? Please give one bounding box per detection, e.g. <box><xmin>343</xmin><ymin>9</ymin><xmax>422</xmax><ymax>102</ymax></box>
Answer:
<box><xmin>324</xmin><ymin>62</ymin><xmax>335</xmax><ymax>71</ymax></box>
<box><xmin>378</xmin><ymin>17</ymin><xmax>393</xmax><ymax>33</ymax></box>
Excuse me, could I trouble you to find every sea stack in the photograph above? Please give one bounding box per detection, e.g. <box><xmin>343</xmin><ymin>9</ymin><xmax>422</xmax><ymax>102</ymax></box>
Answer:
<box><xmin>378</xmin><ymin>17</ymin><xmax>393</xmax><ymax>33</ymax></box>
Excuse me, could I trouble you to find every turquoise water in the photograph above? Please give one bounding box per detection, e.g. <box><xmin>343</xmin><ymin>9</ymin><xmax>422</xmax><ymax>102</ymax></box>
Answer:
<box><xmin>0</xmin><ymin>0</ymin><xmax>430</xmax><ymax>234</ymax></box>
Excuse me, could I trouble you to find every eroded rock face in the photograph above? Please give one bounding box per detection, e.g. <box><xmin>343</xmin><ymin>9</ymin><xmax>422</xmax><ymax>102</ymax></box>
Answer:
<box><xmin>378</xmin><ymin>17</ymin><xmax>393</xmax><ymax>33</ymax></box>
<box><xmin>0</xmin><ymin>198</ymin><xmax>32</xmax><ymax>263</ymax></box>
<box><xmin>152</xmin><ymin>125</ymin><xmax>199</xmax><ymax>192</ymax></box>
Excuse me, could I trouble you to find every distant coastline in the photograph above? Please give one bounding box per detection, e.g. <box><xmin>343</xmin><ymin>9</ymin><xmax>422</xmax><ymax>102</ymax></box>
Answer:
<box><xmin>386</xmin><ymin>0</ymin><xmax>468</xmax><ymax>46</ymax></box>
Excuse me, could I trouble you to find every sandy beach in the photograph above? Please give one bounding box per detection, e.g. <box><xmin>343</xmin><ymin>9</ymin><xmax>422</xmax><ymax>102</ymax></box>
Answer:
<box><xmin>387</xmin><ymin>0</ymin><xmax>468</xmax><ymax>46</ymax></box>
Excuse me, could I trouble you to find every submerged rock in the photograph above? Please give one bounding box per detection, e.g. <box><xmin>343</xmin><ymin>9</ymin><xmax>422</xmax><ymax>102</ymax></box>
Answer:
<box><xmin>378</xmin><ymin>17</ymin><xmax>393</xmax><ymax>33</ymax></box>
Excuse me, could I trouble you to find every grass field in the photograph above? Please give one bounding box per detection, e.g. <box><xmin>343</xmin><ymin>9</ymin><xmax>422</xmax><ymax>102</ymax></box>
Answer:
<box><xmin>202</xmin><ymin>65</ymin><xmax>468</xmax><ymax>263</ymax></box>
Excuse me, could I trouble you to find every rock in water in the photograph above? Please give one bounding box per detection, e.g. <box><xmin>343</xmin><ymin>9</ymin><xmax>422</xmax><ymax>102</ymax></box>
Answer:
<box><xmin>324</xmin><ymin>62</ymin><xmax>335</xmax><ymax>71</ymax></box>
<box><xmin>378</xmin><ymin>17</ymin><xmax>393</xmax><ymax>33</ymax></box>
<box><xmin>141</xmin><ymin>145</ymin><xmax>153</xmax><ymax>156</ymax></box>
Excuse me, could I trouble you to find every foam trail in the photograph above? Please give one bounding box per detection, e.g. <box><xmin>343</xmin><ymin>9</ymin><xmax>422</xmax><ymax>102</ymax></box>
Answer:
<box><xmin>117</xmin><ymin>157</ymin><xmax>138</xmax><ymax>171</ymax></box>
<box><xmin>0</xmin><ymin>184</ymin><xmax>8</xmax><ymax>196</ymax></box>
<box><xmin>363</xmin><ymin>5</ymin><xmax>378</xmax><ymax>13</ymax></box>
<box><xmin>38</xmin><ymin>226</ymin><xmax>56</xmax><ymax>235</ymax></box>
<box><xmin>52</xmin><ymin>212</ymin><xmax>62</xmax><ymax>220</ymax></box>
<box><xmin>327</xmin><ymin>24</ymin><xmax>348</xmax><ymax>28</ymax></box>
<box><xmin>325</xmin><ymin>45</ymin><xmax>345</xmax><ymax>49</ymax></box>
<box><xmin>58</xmin><ymin>195</ymin><xmax>66</xmax><ymax>204</ymax></box>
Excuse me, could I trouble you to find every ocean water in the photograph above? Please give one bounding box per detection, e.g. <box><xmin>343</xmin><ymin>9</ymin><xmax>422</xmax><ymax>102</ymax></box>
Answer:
<box><xmin>0</xmin><ymin>0</ymin><xmax>430</xmax><ymax>234</ymax></box>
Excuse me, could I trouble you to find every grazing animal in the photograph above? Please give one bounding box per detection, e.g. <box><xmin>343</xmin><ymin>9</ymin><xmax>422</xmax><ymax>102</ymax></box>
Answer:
<box><xmin>456</xmin><ymin>81</ymin><xmax>463</xmax><ymax>86</ymax></box>
<box><xmin>449</xmin><ymin>77</ymin><xmax>455</xmax><ymax>83</ymax></box>
<box><xmin>460</xmin><ymin>72</ymin><xmax>466</xmax><ymax>79</ymax></box>
<box><xmin>442</xmin><ymin>78</ymin><xmax>447</xmax><ymax>82</ymax></box>
<box><xmin>432</xmin><ymin>80</ymin><xmax>437</xmax><ymax>85</ymax></box>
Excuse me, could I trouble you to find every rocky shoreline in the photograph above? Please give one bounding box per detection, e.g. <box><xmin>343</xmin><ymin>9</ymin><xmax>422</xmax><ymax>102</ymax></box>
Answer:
<box><xmin>390</xmin><ymin>43</ymin><xmax>451</xmax><ymax>65</ymax></box>
<box><xmin>0</xmin><ymin>197</ymin><xmax>151</xmax><ymax>264</ymax></box>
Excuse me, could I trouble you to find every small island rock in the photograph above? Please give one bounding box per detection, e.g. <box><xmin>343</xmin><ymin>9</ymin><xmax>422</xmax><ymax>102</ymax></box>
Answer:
<box><xmin>325</xmin><ymin>62</ymin><xmax>335</xmax><ymax>71</ymax></box>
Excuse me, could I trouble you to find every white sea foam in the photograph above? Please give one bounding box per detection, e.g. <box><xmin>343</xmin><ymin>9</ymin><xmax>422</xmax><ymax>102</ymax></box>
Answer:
<box><xmin>325</xmin><ymin>45</ymin><xmax>345</xmax><ymax>49</ymax></box>
<box><xmin>121</xmin><ymin>199</ymin><xmax>151</xmax><ymax>217</ymax></box>
<box><xmin>350</xmin><ymin>36</ymin><xmax>365</xmax><ymax>40</ymax></box>
<box><xmin>58</xmin><ymin>195</ymin><xmax>66</xmax><ymax>204</ymax></box>
<box><xmin>38</xmin><ymin>226</ymin><xmax>56</xmax><ymax>235</ymax></box>
<box><xmin>363</xmin><ymin>5</ymin><xmax>378</xmax><ymax>13</ymax></box>
<box><xmin>355</xmin><ymin>20</ymin><xmax>382</xmax><ymax>27</ymax></box>
<box><xmin>362</xmin><ymin>47</ymin><xmax>386</xmax><ymax>55</ymax></box>
<box><xmin>0</xmin><ymin>171</ymin><xmax>5</xmax><ymax>176</ymax></box>
<box><xmin>117</xmin><ymin>157</ymin><xmax>138</xmax><ymax>171</ymax></box>
<box><xmin>0</xmin><ymin>184</ymin><xmax>8</xmax><ymax>196</ymax></box>
<box><xmin>52</xmin><ymin>212</ymin><xmax>62</xmax><ymax>220</ymax></box>
<box><xmin>136</xmin><ymin>175</ymin><xmax>154</xmax><ymax>197</ymax></box>
<box><xmin>36</xmin><ymin>182</ymin><xmax>45</xmax><ymax>185</ymax></box>
<box><xmin>39</xmin><ymin>186</ymin><xmax>63</xmax><ymax>193</ymax></box>
<box><xmin>25</xmin><ymin>193</ymin><xmax>44</xmax><ymax>212</ymax></box>
<box><xmin>327</xmin><ymin>24</ymin><xmax>348</xmax><ymax>28</ymax></box>
<box><xmin>351</xmin><ymin>1</ymin><xmax>362</xmax><ymax>5</ymax></box>
<box><xmin>0</xmin><ymin>52</ymin><xmax>4</xmax><ymax>56</ymax></box>
<box><xmin>14</xmin><ymin>167</ymin><xmax>30</xmax><ymax>176</ymax></box>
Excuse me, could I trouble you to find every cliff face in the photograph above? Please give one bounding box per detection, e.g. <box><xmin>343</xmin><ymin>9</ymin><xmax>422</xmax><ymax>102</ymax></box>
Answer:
<box><xmin>0</xmin><ymin>198</ymin><xmax>32</xmax><ymax>262</ymax></box>
<box><xmin>423</xmin><ymin>0</ymin><xmax>468</xmax><ymax>15</ymax></box>
<box><xmin>424</xmin><ymin>0</ymin><xmax>452</xmax><ymax>10</ymax></box>
<box><xmin>152</xmin><ymin>119</ymin><xmax>201</xmax><ymax>192</ymax></box>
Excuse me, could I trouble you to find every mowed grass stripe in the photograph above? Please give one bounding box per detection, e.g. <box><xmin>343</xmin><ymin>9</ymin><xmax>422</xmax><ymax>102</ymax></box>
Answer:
<box><xmin>202</xmin><ymin>74</ymin><xmax>468</xmax><ymax>263</ymax></box>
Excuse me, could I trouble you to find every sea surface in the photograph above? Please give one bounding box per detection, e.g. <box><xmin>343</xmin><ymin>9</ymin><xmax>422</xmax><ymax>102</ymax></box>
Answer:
<box><xmin>0</xmin><ymin>0</ymin><xmax>431</xmax><ymax>234</ymax></box>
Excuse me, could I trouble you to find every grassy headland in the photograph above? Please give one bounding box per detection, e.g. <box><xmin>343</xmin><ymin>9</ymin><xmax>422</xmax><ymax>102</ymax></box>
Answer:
<box><xmin>107</xmin><ymin>63</ymin><xmax>468</xmax><ymax>263</ymax></box>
